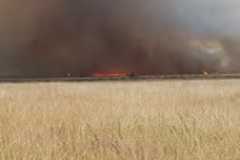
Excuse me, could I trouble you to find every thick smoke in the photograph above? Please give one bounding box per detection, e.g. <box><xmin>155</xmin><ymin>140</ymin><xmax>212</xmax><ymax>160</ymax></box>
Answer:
<box><xmin>0</xmin><ymin>0</ymin><xmax>240</xmax><ymax>77</ymax></box>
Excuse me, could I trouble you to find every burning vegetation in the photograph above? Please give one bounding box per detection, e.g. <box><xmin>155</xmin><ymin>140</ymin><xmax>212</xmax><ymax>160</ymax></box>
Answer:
<box><xmin>92</xmin><ymin>73</ymin><xmax>127</xmax><ymax>77</ymax></box>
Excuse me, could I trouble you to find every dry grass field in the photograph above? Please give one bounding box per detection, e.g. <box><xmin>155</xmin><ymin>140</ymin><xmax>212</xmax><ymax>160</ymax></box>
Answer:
<box><xmin>1</xmin><ymin>80</ymin><xmax>240</xmax><ymax>160</ymax></box>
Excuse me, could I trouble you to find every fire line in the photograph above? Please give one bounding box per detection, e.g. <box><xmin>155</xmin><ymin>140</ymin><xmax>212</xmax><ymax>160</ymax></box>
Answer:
<box><xmin>92</xmin><ymin>73</ymin><xmax>127</xmax><ymax>77</ymax></box>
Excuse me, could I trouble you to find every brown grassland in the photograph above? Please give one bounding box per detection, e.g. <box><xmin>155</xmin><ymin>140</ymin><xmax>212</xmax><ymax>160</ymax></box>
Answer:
<box><xmin>1</xmin><ymin>79</ymin><xmax>240</xmax><ymax>160</ymax></box>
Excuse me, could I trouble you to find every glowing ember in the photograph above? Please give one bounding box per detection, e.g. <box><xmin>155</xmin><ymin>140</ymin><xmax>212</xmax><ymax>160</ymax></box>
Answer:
<box><xmin>204</xmin><ymin>71</ymin><xmax>209</xmax><ymax>75</ymax></box>
<box><xmin>92</xmin><ymin>73</ymin><xmax>127</xmax><ymax>77</ymax></box>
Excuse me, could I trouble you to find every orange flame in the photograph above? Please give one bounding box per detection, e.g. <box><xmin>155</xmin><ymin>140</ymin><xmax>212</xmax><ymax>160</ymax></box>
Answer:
<box><xmin>204</xmin><ymin>71</ymin><xmax>209</xmax><ymax>75</ymax></box>
<box><xmin>92</xmin><ymin>73</ymin><xmax>127</xmax><ymax>77</ymax></box>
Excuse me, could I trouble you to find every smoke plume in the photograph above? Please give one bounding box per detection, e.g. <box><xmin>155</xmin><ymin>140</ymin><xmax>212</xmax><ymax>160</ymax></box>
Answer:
<box><xmin>0</xmin><ymin>0</ymin><xmax>240</xmax><ymax>77</ymax></box>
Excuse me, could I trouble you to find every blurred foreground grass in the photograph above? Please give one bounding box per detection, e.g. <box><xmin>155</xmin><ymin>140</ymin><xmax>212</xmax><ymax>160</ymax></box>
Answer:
<box><xmin>1</xmin><ymin>80</ymin><xmax>240</xmax><ymax>160</ymax></box>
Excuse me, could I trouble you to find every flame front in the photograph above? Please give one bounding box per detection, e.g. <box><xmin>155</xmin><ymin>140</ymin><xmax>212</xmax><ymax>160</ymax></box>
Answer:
<box><xmin>92</xmin><ymin>73</ymin><xmax>127</xmax><ymax>77</ymax></box>
<box><xmin>204</xmin><ymin>71</ymin><xmax>209</xmax><ymax>75</ymax></box>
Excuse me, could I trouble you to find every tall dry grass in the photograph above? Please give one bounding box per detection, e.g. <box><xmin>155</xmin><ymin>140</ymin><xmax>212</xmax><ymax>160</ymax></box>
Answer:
<box><xmin>1</xmin><ymin>80</ymin><xmax>240</xmax><ymax>160</ymax></box>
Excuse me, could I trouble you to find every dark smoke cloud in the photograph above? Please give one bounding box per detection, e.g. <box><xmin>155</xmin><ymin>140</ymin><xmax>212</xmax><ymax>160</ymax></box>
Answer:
<box><xmin>0</xmin><ymin>0</ymin><xmax>239</xmax><ymax>77</ymax></box>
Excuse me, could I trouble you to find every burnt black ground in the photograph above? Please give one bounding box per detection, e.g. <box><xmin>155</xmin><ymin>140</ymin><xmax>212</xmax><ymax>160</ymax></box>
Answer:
<box><xmin>0</xmin><ymin>74</ymin><xmax>240</xmax><ymax>83</ymax></box>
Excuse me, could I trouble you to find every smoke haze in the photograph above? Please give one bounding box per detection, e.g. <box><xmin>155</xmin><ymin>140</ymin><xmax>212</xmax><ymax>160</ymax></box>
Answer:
<box><xmin>0</xmin><ymin>0</ymin><xmax>240</xmax><ymax>77</ymax></box>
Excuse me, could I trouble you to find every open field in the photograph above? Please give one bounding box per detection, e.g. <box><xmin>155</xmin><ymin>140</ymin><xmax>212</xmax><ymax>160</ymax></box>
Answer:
<box><xmin>1</xmin><ymin>80</ymin><xmax>240</xmax><ymax>160</ymax></box>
